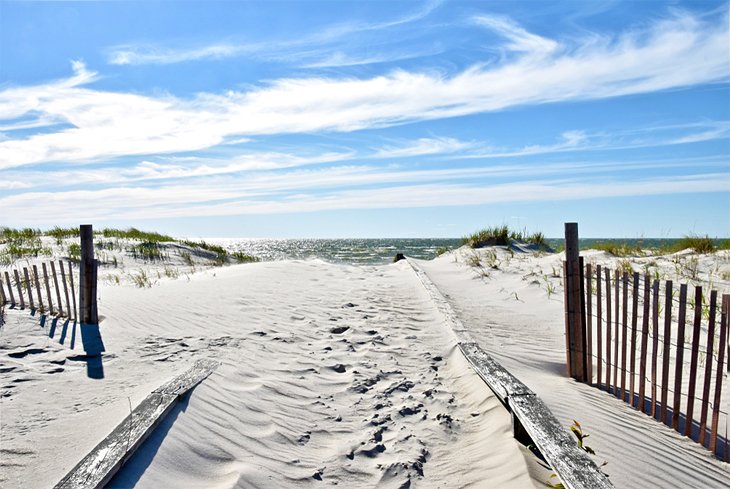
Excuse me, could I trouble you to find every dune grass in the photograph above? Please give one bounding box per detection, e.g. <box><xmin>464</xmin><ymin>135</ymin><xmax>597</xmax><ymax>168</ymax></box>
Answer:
<box><xmin>462</xmin><ymin>225</ymin><xmax>548</xmax><ymax>249</ymax></box>
<box><xmin>101</xmin><ymin>227</ymin><xmax>174</xmax><ymax>243</ymax></box>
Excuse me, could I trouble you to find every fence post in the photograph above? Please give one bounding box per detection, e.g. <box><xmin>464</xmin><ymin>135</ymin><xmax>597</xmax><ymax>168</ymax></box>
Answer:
<box><xmin>564</xmin><ymin>222</ymin><xmax>586</xmax><ymax>382</ymax></box>
<box><xmin>79</xmin><ymin>224</ymin><xmax>98</xmax><ymax>325</ymax></box>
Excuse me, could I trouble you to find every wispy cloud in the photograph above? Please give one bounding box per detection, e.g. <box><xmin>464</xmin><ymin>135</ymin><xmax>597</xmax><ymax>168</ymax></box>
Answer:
<box><xmin>107</xmin><ymin>1</ymin><xmax>443</xmax><ymax>66</ymax></box>
<box><xmin>373</xmin><ymin>137</ymin><xmax>476</xmax><ymax>158</ymax></box>
<box><xmin>1</xmin><ymin>10</ymin><xmax>727</xmax><ymax>171</ymax></box>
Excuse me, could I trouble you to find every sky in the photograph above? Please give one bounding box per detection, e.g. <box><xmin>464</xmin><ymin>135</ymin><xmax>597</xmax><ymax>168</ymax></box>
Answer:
<box><xmin>0</xmin><ymin>0</ymin><xmax>728</xmax><ymax>238</ymax></box>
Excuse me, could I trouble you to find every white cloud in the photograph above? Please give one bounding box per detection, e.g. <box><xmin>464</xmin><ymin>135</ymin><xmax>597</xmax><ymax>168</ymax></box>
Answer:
<box><xmin>2</xmin><ymin>172</ymin><xmax>727</xmax><ymax>224</ymax></box>
<box><xmin>373</xmin><ymin>137</ymin><xmax>476</xmax><ymax>158</ymax></box>
<box><xmin>0</xmin><ymin>11</ymin><xmax>727</xmax><ymax>170</ymax></box>
<box><xmin>472</xmin><ymin>14</ymin><xmax>558</xmax><ymax>54</ymax></box>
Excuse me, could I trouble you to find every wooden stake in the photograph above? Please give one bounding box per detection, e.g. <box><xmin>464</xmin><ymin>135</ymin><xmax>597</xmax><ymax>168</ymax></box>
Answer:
<box><xmin>586</xmin><ymin>263</ymin><xmax>593</xmax><ymax>384</ymax></box>
<box><xmin>672</xmin><ymin>283</ymin><xmax>688</xmax><ymax>431</ymax></box>
<box><xmin>685</xmin><ymin>286</ymin><xmax>703</xmax><ymax>437</ymax></box>
<box><xmin>59</xmin><ymin>260</ymin><xmax>72</xmax><ymax>319</ymax></box>
<box><xmin>33</xmin><ymin>265</ymin><xmax>43</xmax><ymax>313</ymax></box>
<box><xmin>3</xmin><ymin>271</ymin><xmax>14</xmax><ymax>306</ymax></box>
<box><xmin>605</xmin><ymin>268</ymin><xmax>612</xmax><ymax>393</ymax></box>
<box><xmin>42</xmin><ymin>263</ymin><xmax>54</xmax><ymax>315</ymax></box>
<box><xmin>699</xmin><ymin>291</ymin><xmax>718</xmax><ymax>446</ymax></box>
<box><xmin>620</xmin><ymin>272</ymin><xmax>629</xmax><ymax>402</ymax></box>
<box><xmin>614</xmin><ymin>270</ymin><xmax>620</xmax><ymax>398</ymax></box>
<box><xmin>638</xmin><ymin>274</ymin><xmax>650</xmax><ymax>413</ymax></box>
<box><xmin>709</xmin><ymin>295</ymin><xmax>729</xmax><ymax>454</ymax></box>
<box><xmin>67</xmin><ymin>262</ymin><xmax>78</xmax><ymax>320</ymax></box>
<box><xmin>50</xmin><ymin>261</ymin><xmax>63</xmax><ymax>316</ymax></box>
<box><xmin>650</xmin><ymin>280</ymin><xmax>660</xmax><ymax>418</ymax></box>
<box><xmin>79</xmin><ymin>224</ymin><xmax>98</xmax><ymax>325</ymax></box>
<box><xmin>14</xmin><ymin>269</ymin><xmax>24</xmax><ymax>309</ymax></box>
<box><xmin>596</xmin><ymin>265</ymin><xmax>603</xmax><ymax>388</ymax></box>
<box><xmin>660</xmin><ymin>280</ymin><xmax>673</xmax><ymax>424</ymax></box>
<box><xmin>629</xmin><ymin>272</ymin><xmax>639</xmax><ymax>405</ymax></box>
<box><xmin>23</xmin><ymin>267</ymin><xmax>35</xmax><ymax>310</ymax></box>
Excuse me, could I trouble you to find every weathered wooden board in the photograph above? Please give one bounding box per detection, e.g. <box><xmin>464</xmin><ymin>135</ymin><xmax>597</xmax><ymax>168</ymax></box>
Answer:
<box><xmin>55</xmin><ymin>359</ymin><xmax>219</xmax><ymax>489</ymax></box>
<box><xmin>407</xmin><ymin>258</ymin><xmax>613</xmax><ymax>489</ymax></box>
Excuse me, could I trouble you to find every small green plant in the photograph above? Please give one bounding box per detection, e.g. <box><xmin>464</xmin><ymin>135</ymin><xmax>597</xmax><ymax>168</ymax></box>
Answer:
<box><xmin>466</xmin><ymin>253</ymin><xmax>482</xmax><ymax>267</ymax></box>
<box><xmin>545</xmin><ymin>420</ymin><xmax>607</xmax><ymax>488</ymax></box>
<box><xmin>232</xmin><ymin>251</ymin><xmax>259</xmax><ymax>263</ymax></box>
<box><xmin>180</xmin><ymin>251</ymin><xmax>194</xmax><ymax>267</ymax></box>
<box><xmin>617</xmin><ymin>259</ymin><xmax>634</xmax><ymax>275</ymax></box>
<box><xmin>129</xmin><ymin>269</ymin><xmax>153</xmax><ymax>288</ymax></box>
<box><xmin>68</xmin><ymin>243</ymin><xmax>81</xmax><ymax>262</ymax></box>
<box><xmin>436</xmin><ymin>246</ymin><xmax>450</xmax><ymax>256</ymax></box>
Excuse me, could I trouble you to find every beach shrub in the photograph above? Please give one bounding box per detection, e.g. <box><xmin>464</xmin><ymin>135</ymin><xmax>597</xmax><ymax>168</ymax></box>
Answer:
<box><xmin>232</xmin><ymin>251</ymin><xmax>259</xmax><ymax>263</ymax></box>
<box><xmin>102</xmin><ymin>227</ymin><xmax>174</xmax><ymax>243</ymax></box>
<box><xmin>589</xmin><ymin>241</ymin><xmax>642</xmax><ymax>256</ymax></box>
<box><xmin>436</xmin><ymin>246</ymin><xmax>450</xmax><ymax>256</ymax></box>
<box><xmin>673</xmin><ymin>235</ymin><xmax>715</xmax><ymax>254</ymax></box>
<box><xmin>46</xmin><ymin>226</ymin><xmax>79</xmax><ymax>244</ymax></box>
<box><xmin>68</xmin><ymin>243</ymin><xmax>81</xmax><ymax>262</ymax></box>
<box><xmin>130</xmin><ymin>241</ymin><xmax>166</xmax><ymax>261</ymax></box>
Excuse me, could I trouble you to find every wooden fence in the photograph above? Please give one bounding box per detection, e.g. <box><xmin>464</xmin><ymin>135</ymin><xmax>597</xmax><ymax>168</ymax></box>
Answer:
<box><xmin>0</xmin><ymin>260</ymin><xmax>79</xmax><ymax>321</ymax></box>
<box><xmin>565</xmin><ymin>260</ymin><xmax>729</xmax><ymax>460</ymax></box>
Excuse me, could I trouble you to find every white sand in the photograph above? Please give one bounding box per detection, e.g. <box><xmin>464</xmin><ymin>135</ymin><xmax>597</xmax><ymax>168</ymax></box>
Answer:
<box><xmin>416</xmin><ymin>246</ymin><xmax>730</xmax><ymax>488</ymax></box>
<box><xmin>1</xmin><ymin>256</ymin><xmax>538</xmax><ymax>488</ymax></box>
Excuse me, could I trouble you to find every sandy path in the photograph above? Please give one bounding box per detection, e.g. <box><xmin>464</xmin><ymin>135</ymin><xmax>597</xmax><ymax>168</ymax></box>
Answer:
<box><xmin>1</xmin><ymin>260</ymin><xmax>537</xmax><ymax>488</ymax></box>
<box><xmin>416</xmin><ymin>252</ymin><xmax>730</xmax><ymax>488</ymax></box>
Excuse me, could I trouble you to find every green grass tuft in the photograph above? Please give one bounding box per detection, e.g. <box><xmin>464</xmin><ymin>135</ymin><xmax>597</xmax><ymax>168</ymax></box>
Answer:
<box><xmin>102</xmin><ymin>227</ymin><xmax>174</xmax><ymax>243</ymax></box>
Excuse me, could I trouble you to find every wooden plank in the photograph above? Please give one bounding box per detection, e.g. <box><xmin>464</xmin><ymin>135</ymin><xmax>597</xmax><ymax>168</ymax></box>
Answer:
<box><xmin>672</xmin><ymin>283</ymin><xmax>688</xmax><ymax>431</ymax></box>
<box><xmin>23</xmin><ymin>267</ymin><xmax>35</xmax><ymax>310</ymax></box>
<box><xmin>685</xmin><ymin>285</ymin><xmax>703</xmax><ymax>437</ymax></box>
<box><xmin>660</xmin><ymin>280</ymin><xmax>673</xmax><ymax>424</ymax></box>
<box><xmin>605</xmin><ymin>269</ymin><xmax>612</xmax><ymax>393</ymax></box>
<box><xmin>33</xmin><ymin>265</ymin><xmax>44</xmax><ymax>313</ymax></box>
<box><xmin>596</xmin><ymin>265</ymin><xmax>603</xmax><ymax>388</ymax></box>
<box><xmin>68</xmin><ymin>262</ymin><xmax>78</xmax><ymax>320</ymax></box>
<box><xmin>410</xmin><ymin>258</ymin><xmax>612</xmax><ymax>488</ymax></box>
<box><xmin>578</xmin><ymin>257</ymin><xmax>587</xmax><ymax>382</ymax></box>
<box><xmin>699</xmin><ymin>290</ymin><xmax>718</xmax><ymax>446</ymax></box>
<box><xmin>620</xmin><ymin>272</ymin><xmax>628</xmax><ymax>402</ymax></box>
<box><xmin>14</xmin><ymin>269</ymin><xmax>25</xmax><ymax>309</ymax></box>
<box><xmin>0</xmin><ymin>274</ymin><xmax>5</xmax><ymax>305</ymax></box>
<box><xmin>613</xmin><ymin>270</ymin><xmax>620</xmax><ymax>399</ymax></box>
<box><xmin>637</xmin><ymin>275</ymin><xmax>650</xmax><ymax>413</ymax></box>
<box><xmin>5</xmin><ymin>271</ymin><xmax>16</xmax><ymax>306</ymax></box>
<box><xmin>709</xmin><ymin>295</ymin><xmax>729</xmax><ymax>454</ymax></box>
<box><xmin>586</xmin><ymin>263</ymin><xmax>593</xmax><ymax>384</ymax></box>
<box><xmin>51</xmin><ymin>261</ymin><xmax>64</xmax><ymax>316</ymax></box>
<box><xmin>650</xmin><ymin>280</ymin><xmax>660</xmax><ymax>418</ymax></box>
<box><xmin>55</xmin><ymin>359</ymin><xmax>219</xmax><ymax>489</ymax></box>
<box><xmin>59</xmin><ymin>261</ymin><xmax>72</xmax><ymax>320</ymax></box>
<box><xmin>43</xmin><ymin>263</ymin><xmax>54</xmax><ymax>315</ymax></box>
<box><xmin>509</xmin><ymin>395</ymin><xmax>613</xmax><ymax>489</ymax></box>
<box><xmin>80</xmin><ymin>225</ymin><xmax>98</xmax><ymax>324</ymax></box>
<box><xmin>629</xmin><ymin>272</ymin><xmax>639</xmax><ymax>405</ymax></box>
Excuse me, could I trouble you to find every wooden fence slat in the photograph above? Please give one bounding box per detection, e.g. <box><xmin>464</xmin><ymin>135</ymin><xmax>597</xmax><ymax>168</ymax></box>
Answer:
<box><xmin>709</xmin><ymin>295</ymin><xmax>729</xmax><ymax>453</ymax></box>
<box><xmin>0</xmin><ymin>275</ymin><xmax>5</xmax><ymax>305</ymax></box>
<box><xmin>33</xmin><ymin>265</ymin><xmax>43</xmax><ymax>313</ymax></box>
<box><xmin>614</xmin><ymin>270</ymin><xmax>620</xmax><ymax>398</ymax></box>
<box><xmin>50</xmin><ymin>262</ymin><xmax>63</xmax><ymax>316</ymax></box>
<box><xmin>699</xmin><ymin>290</ymin><xmax>718</xmax><ymax>446</ymax></box>
<box><xmin>685</xmin><ymin>286</ymin><xmax>703</xmax><ymax>437</ymax></box>
<box><xmin>59</xmin><ymin>261</ymin><xmax>72</xmax><ymax>319</ymax></box>
<box><xmin>586</xmin><ymin>263</ymin><xmax>593</xmax><ymax>384</ymax></box>
<box><xmin>629</xmin><ymin>272</ymin><xmax>639</xmax><ymax>405</ymax></box>
<box><xmin>14</xmin><ymin>269</ymin><xmax>24</xmax><ymax>309</ymax></box>
<box><xmin>620</xmin><ymin>272</ymin><xmax>629</xmax><ymax>402</ymax></box>
<box><xmin>650</xmin><ymin>280</ymin><xmax>660</xmax><ymax>418</ymax></box>
<box><xmin>672</xmin><ymin>283</ymin><xmax>688</xmax><ymax>431</ymax></box>
<box><xmin>23</xmin><ymin>267</ymin><xmax>35</xmax><ymax>310</ymax></box>
<box><xmin>42</xmin><ymin>263</ymin><xmax>54</xmax><ymax>315</ymax></box>
<box><xmin>596</xmin><ymin>265</ymin><xmax>603</xmax><ymax>388</ymax></box>
<box><xmin>67</xmin><ymin>262</ymin><xmax>78</xmax><ymax>320</ymax></box>
<box><xmin>660</xmin><ymin>280</ymin><xmax>673</xmax><ymax>424</ymax></box>
<box><xmin>638</xmin><ymin>274</ymin><xmax>650</xmax><ymax>413</ymax></box>
<box><xmin>605</xmin><ymin>268</ymin><xmax>612</xmax><ymax>393</ymax></box>
<box><xmin>3</xmin><ymin>271</ymin><xmax>14</xmax><ymax>306</ymax></box>
<box><xmin>563</xmin><ymin>261</ymin><xmax>572</xmax><ymax>377</ymax></box>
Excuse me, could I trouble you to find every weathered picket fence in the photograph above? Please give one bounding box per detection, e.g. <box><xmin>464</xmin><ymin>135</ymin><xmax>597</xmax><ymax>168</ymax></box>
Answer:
<box><xmin>563</xmin><ymin>223</ymin><xmax>729</xmax><ymax>460</ymax></box>
<box><xmin>1</xmin><ymin>260</ymin><xmax>78</xmax><ymax>320</ymax></box>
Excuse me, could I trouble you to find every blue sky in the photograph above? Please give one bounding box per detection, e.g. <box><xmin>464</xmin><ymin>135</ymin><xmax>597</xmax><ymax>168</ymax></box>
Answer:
<box><xmin>0</xmin><ymin>0</ymin><xmax>728</xmax><ymax>238</ymax></box>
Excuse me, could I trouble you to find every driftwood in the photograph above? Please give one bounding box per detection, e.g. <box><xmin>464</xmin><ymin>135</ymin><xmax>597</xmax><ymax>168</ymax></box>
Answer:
<box><xmin>55</xmin><ymin>359</ymin><xmax>219</xmax><ymax>489</ymax></box>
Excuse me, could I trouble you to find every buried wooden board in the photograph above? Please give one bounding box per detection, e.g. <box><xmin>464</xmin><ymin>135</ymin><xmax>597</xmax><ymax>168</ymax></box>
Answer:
<box><xmin>55</xmin><ymin>359</ymin><xmax>219</xmax><ymax>489</ymax></box>
<box><xmin>407</xmin><ymin>258</ymin><xmax>612</xmax><ymax>489</ymax></box>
